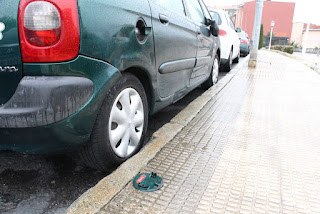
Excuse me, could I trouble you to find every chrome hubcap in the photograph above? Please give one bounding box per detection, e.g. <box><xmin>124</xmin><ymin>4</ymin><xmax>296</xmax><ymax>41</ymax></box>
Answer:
<box><xmin>212</xmin><ymin>58</ymin><xmax>219</xmax><ymax>84</ymax></box>
<box><xmin>109</xmin><ymin>88</ymin><xmax>144</xmax><ymax>158</ymax></box>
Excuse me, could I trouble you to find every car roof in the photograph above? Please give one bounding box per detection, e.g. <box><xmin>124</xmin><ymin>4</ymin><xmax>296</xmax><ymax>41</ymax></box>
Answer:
<box><xmin>238</xmin><ymin>31</ymin><xmax>250</xmax><ymax>39</ymax></box>
<box><xmin>237</xmin><ymin>31</ymin><xmax>246</xmax><ymax>37</ymax></box>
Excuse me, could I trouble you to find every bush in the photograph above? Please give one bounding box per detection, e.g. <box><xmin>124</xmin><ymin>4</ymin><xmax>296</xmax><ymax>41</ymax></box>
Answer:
<box><xmin>283</xmin><ymin>46</ymin><xmax>294</xmax><ymax>54</ymax></box>
<box><xmin>271</xmin><ymin>45</ymin><xmax>294</xmax><ymax>54</ymax></box>
<box><xmin>271</xmin><ymin>45</ymin><xmax>282</xmax><ymax>51</ymax></box>
<box><xmin>289</xmin><ymin>41</ymin><xmax>299</xmax><ymax>48</ymax></box>
<box><xmin>259</xmin><ymin>24</ymin><xmax>264</xmax><ymax>49</ymax></box>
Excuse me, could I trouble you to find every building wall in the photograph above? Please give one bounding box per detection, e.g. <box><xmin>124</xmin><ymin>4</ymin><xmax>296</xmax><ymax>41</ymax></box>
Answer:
<box><xmin>291</xmin><ymin>22</ymin><xmax>304</xmax><ymax>46</ymax></box>
<box><xmin>235</xmin><ymin>6</ymin><xmax>243</xmax><ymax>29</ymax></box>
<box><xmin>291</xmin><ymin>23</ymin><xmax>320</xmax><ymax>48</ymax></box>
<box><xmin>303</xmin><ymin>30</ymin><xmax>320</xmax><ymax>48</ymax></box>
<box><xmin>241</xmin><ymin>1</ymin><xmax>295</xmax><ymax>41</ymax></box>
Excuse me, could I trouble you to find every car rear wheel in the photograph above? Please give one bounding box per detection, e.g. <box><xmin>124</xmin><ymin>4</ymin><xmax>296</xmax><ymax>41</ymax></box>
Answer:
<box><xmin>202</xmin><ymin>54</ymin><xmax>219</xmax><ymax>89</ymax></box>
<box><xmin>79</xmin><ymin>73</ymin><xmax>148</xmax><ymax>171</ymax></box>
<box><xmin>233</xmin><ymin>49</ymin><xmax>240</xmax><ymax>63</ymax></box>
<box><xmin>223</xmin><ymin>49</ymin><xmax>233</xmax><ymax>72</ymax></box>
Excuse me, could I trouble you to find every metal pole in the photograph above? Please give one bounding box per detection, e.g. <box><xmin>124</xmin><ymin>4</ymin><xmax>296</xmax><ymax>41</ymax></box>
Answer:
<box><xmin>302</xmin><ymin>22</ymin><xmax>310</xmax><ymax>55</ymax></box>
<box><xmin>268</xmin><ymin>21</ymin><xmax>275</xmax><ymax>51</ymax></box>
<box><xmin>268</xmin><ymin>27</ymin><xmax>273</xmax><ymax>50</ymax></box>
<box><xmin>248</xmin><ymin>0</ymin><xmax>264</xmax><ymax>68</ymax></box>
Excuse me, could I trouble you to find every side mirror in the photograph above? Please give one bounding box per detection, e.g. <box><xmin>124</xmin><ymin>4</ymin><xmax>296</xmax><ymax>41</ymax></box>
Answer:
<box><xmin>204</xmin><ymin>17</ymin><xmax>211</xmax><ymax>26</ymax></box>
<box><xmin>236</xmin><ymin>27</ymin><xmax>242</xmax><ymax>33</ymax></box>
<box><xmin>210</xmin><ymin>20</ymin><xmax>219</xmax><ymax>37</ymax></box>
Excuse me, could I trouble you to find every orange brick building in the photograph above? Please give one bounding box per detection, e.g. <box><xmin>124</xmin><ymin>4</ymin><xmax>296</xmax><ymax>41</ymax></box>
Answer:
<box><xmin>238</xmin><ymin>1</ymin><xmax>295</xmax><ymax>42</ymax></box>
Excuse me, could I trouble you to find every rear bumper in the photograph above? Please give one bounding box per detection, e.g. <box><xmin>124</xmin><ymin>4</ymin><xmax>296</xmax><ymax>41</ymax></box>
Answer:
<box><xmin>240</xmin><ymin>43</ymin><xmax>249</xmax><ymax>53</ymax></box>
<box><xmin>0</xmin><ymin>76</ymin><xmax>94</xmax><ymax>128</ymax></box>
<box><xmin>0</xmin><ymin>55</ymin><xmax>121</xmax><ymax>154</ymax></box>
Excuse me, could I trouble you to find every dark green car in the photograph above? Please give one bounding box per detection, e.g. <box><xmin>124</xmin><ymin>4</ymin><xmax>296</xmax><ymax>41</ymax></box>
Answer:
<box><xmin>0</xmin><ymin>0</ymin><xmax>220</xmax><ymax>170</ymax></box>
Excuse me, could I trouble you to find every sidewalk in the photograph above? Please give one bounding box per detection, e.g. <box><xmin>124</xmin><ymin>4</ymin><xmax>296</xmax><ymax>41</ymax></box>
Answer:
<box><xmin>293</xmin><ymin>52</ymin><xmax>320</xmax><ymax>72</ymax></box>
<box><xmin>76</xmin><ymin>50</ymin><xmax>320</xmax><ymax>214</ymax></box>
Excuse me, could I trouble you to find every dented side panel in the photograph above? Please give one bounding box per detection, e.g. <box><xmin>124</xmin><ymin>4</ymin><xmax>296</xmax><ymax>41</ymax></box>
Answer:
<box><xmin>0</xmin><ymin>76</ymin><xmax>94</xmax><ymax>128</ymax></box>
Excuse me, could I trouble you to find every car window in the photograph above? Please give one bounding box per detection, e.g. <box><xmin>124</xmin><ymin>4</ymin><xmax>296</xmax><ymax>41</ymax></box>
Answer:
<box><xmin>210</xmin><ymin>11</ymin><xmax>222</xmax><ymax>25</ymax></box>
<box><xmin>230</xmin><ymin>19</ymin><xmax>235</xmax><ymax>30</ymax></box>
<box><xmin>223</xmin><ymin>13</ymin><xmax>230</xmax><ymax>26</ymax></box>
<box><xmin>238</xmin><ymin>31</ymin><xmax>246</xmax><ymax>37</ymax></box>
<box><xmin>226</xmin><ymin>15</ymin><xmax>235</xmax><ymax>30</ymax></box>
<box><xmin>198</xmin><ymin>0</ymin><xmax>211</xmax><ymax>21</ymax></box>
<box><xmin>152</xmin><ymin>0</ymin><xmax>185</xmax><ymax>16</ymax></box>
<box><xmin>184</xmin><ymin>0</ymin><xmax>205</xmax><ymax>24</ymax></box>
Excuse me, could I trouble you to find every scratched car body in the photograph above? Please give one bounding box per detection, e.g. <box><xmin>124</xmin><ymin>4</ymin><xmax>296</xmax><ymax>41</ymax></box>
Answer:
<box><xmin>0</xmin><ymin>0</ymin><xmax>220</xmax><ymax>170</ymax></box>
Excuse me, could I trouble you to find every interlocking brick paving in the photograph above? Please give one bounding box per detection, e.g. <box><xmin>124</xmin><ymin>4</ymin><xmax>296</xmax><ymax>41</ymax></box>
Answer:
<box><xmin>100</xmin><ymin>51</ymin><xmax>320</xmax><ymax>214</ymax></box>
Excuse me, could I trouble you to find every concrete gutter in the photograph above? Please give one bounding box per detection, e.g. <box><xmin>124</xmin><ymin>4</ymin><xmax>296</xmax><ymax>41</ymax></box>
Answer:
<box><xmin>66</xmin><ymin>58</ymin><xmax>248</xmax><ymax>214</ymax></box>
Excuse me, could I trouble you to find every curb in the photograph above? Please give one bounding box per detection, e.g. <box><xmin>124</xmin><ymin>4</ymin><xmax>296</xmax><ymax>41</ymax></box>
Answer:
<box><xmin>66</xmin><ymin>57</ymin><xmax>248</xmax><ymax>214</ymax></box>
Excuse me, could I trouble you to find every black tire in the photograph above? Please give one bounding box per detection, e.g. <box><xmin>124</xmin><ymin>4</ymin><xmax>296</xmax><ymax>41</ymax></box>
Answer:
<box><xmin>233</xmin><ymin>49</ymin><xmax>240</xmax><ymax>63</ymax></box>
<box><xmin>79</xmin><ymin>73</ymin><xmax>148</xmax><ymax>171</ymax></box>
<box><xmin>223</xmin><ymin>49</ymin><xmax>232</xmax><ymax>72</ymax></box>
<box><xmin>202</xmin><ymin>54</ymin><xmax>219</xmax><ymax>89</ymax></box>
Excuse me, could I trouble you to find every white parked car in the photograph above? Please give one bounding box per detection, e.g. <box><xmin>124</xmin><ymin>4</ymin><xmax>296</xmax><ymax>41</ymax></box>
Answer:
<box><xmin>210</xmin><ymin>9</ymin><xmax>240</xmax><ymax>71</ymax></box>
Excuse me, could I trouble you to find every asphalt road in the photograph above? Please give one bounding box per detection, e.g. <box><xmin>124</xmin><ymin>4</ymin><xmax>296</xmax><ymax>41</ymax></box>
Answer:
<box><xmin>0</xmin><ymin>58</ymin><xmax>244</xmax><ymax>214</ymax></box>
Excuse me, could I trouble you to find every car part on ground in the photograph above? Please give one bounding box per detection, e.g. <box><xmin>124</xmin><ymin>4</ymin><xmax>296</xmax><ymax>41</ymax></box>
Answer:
<box><xmin>133</xmin><ymin>172</ymin><xmax>163</xmax><ymax>192</ymax></box>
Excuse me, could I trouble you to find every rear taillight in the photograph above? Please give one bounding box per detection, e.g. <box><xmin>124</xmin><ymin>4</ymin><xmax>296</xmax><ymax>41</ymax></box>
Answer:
<box><xmin>241</xmin><ymin>39</ymin><xmax>248</xmax><ymax>44</ymax></box>
<box><xmin>24</xmin><ymin>1</ymin><xmax>61</xmax><ymax>47</ymax></box>
<box><xmin>19</xmin><ymin>0</ymin><xmax>80</xmax><ymax>62</ymax></box>
<box><xmin>219</xmin><ymin>29</ymin><xmax>227</xmax><ymax>36</ymax></box>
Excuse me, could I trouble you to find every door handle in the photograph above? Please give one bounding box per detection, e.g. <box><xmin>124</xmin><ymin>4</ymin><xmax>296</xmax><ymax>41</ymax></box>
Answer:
<box><xmin>196</xmin><ymin>28</ymin><xmax>201</xmax><ymax>35</ymax></box>
<box><xmin>159</xmin><ymin>14</ymin><xmax>169</xmax><ymax>24</ymax></box>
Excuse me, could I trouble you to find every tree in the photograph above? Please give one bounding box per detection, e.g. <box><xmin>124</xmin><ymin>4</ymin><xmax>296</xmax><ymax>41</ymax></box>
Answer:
<box><xmin>259</xmin><ymin>24</ymin><xmax>264</xmax><ymax>49</ymax></box>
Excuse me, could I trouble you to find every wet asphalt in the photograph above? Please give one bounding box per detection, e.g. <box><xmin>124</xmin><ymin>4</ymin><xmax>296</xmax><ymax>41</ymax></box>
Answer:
<box><xmin>0</xmin><ymin>59</ymin><xmax>241</xmax><ymax>214</ymax></box>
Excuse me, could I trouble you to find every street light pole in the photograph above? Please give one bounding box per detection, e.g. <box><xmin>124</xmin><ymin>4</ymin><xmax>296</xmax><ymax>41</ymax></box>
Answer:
<box><xmin>302</xmin><ymin>22</ymin><xmax>310</xmax><ymax>55</ymax></box>
<box><xmin>248</xmin><ymin>0</ymin><xmax>264</xmax><ymax>68</ymax></box>
<box><xmin>268</xmin><ymin>21</ymin><xmax>275</xmax><ymax>51</ymax></box>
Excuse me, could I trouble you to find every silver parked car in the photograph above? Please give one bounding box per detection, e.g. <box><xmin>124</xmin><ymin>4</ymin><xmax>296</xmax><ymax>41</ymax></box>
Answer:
<box><xmin>237</xmin><ymin>30</ymin><xmax>250</xmax><ymax>56</ymax></box>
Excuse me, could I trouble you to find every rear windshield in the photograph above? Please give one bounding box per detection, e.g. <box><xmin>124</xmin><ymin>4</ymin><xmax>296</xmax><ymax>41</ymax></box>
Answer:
<box><xmin>238</xmin><ymin>31</ymin><xmax>246</xmax><ymax>38</ymax></box>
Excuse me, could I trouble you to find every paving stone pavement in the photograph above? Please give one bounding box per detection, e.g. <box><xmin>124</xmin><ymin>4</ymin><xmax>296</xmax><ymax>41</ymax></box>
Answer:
<box><xmin>100</xmin><ymin>50</ymin><xmax>320</xmax><ymax>214</ymax></box>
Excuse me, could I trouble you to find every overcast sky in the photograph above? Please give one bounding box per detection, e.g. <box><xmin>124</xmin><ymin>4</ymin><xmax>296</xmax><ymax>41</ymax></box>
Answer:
<box><xmin>204</xmin><ymin>0</ymin><xmax>320</xmax><ymax>25</ymax></box>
